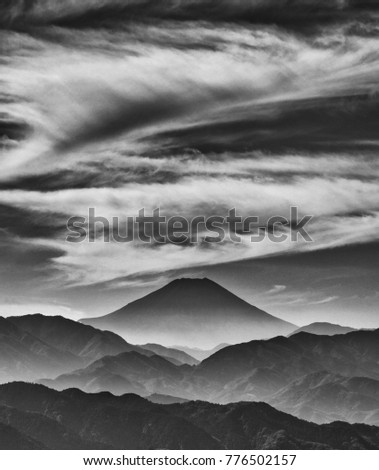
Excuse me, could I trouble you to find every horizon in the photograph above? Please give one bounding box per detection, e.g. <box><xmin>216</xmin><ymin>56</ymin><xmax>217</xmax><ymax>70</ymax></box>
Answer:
<box><xmin>1</xmin><ymin>275</ymin><xmax>375</xmax><ymax>334</ymax></box>
<box><xmin>2</xmin><ymin>305</ymin><xmax>376</xmax><ymax>353</ymax></box>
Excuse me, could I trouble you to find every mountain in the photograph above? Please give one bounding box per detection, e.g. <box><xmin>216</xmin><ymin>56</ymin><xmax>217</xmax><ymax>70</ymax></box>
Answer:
<box><xmin>194</xmin><ymin>329</ymin><xmax>379</xmax><ymax>404</ymax></box>
<box><xmin>0</xmin><ymin>405</ymin><xmax>107</xmax><ymax>449</ymax></box>
<box><xmin>1</xmin><ymin>314</ymin><xmax>193</xmax><ymax>383</ymax></box>
<box><xmin>0</xmin><ymin>383</ymin><xmax>219</xmax><ymax>450</ymax></box>
<box><xmin>5</xmin><ymin>311</ymin><xmax>379</xmax><ymax>430</ymax></box>
<box><xmin>1</xmin><ymin>382</ymin><xmax>379</xmax><ymax>450</ymax></box>
<box><xmin>270</xmin><ymin>371</ymin><xmax>379</xmax><ymax>426</ymax></box>
<box><xmin>290</xmin><ymin>322</ymin><xmax>357</xmax><ymax>336</ymax></box>
<box><xmin>147</xmin><ymin>393</ymin><xmax>189</xmax><ymax>405</ymax></box>
<box><xmin>41</xmin><ymin>327</ymin><xmax>379</xmax><ymax>429</ymax></box>
<box><xmin>0</xmin><ymin>421</ymin><xmax>46</xmax><ymax>450</ymax></box>
<box><xmin>137</xmin><ymin>343</ymin><xmax>199</xmax><ymax>365</ymax></box>
<box><xmin>7</xmin><ymin>314</ymin><xmax>148</xmax><ymax>362</ymax></box>
<box><xmin>80</xmin><ymin>278</ymin><xmax>296</xmax><ymax>348</ymax></box>
<box><xmin>0</xmin><ymin>316</ymin><xmax>81</xmax><ymax>382</ymax></box>
<box><xmin>167</xmin><ymin>400</ymin><xmax>379</xmax><ymax>450</ymax></box>
<box><xmin>39</xmin><ymin>351</ymin><xmax>192</xmax><ymax>398</ymax></box>
<box><xmin>172</xmin><ymin>343</ymin><xmax>230</xmax><ymax>361</ymax></box>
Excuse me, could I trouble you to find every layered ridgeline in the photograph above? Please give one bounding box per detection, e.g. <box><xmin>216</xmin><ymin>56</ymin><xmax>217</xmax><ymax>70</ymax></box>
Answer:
<box><xmin>81</xmin><ymin>278</ymin><xmax>296</xmax><ymax>347</ymax></box>
<box><xmin>40</xmin><ymin>327</ymin><xmax>379</xmax><ymax>426</ymax></box>
<box><xmin>196</xmin><ymin>329</ymin><xmax>379</xmax><ymax>425</ymax></box>
<box><xmin>172</xmin><ymin>343</ymin><xmax>230</xmax><ymax>362</ymax></box>
<box><xmin>2</xmin><ymin>304</ymin><xmax>378</xmax><ymax>428</ymax></box>
<box><xmin>0</xmin><ymin>314</ymin><xmax>198</xmax><ymax>382</ymax></box>
<box><xmin>1</xmin><ymin>382</ymin><xmax>379</xmax><ymax>450</ymax></box>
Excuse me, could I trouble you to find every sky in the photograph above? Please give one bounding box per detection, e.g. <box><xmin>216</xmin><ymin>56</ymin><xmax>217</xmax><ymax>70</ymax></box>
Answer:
<box><xmin>1</xmin><ymin>0</ymin><xmax>379</xmax><ymax>328</ymax></box>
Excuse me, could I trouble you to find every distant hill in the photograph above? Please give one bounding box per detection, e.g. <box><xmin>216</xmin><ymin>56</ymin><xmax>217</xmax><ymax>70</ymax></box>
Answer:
<box><xmin>194</xmin><ymin>329</ymin><xmax>379</xmax><ymax>406</ymax></box>
<box><xmin>290</xmin><ymin>322</ymin><xmax>357</xmax><ymax>336</ymax></box>
<box><xmin>137</xmin><ymin>343</ymin><xmax>199</xmax><ymax>365</ymax></box>
<box><xmin>172</xmin><ymin>343</ymin><xmax>229</xmax><ymax>361</ymax></box>
<box><xmin>81</xmin><ymin>278</ymin><xmax>296</xmax><ymax>347</ymax></box>
<box><xmin>270</xmin><ymin>370</ymin><xmax>379</xmax><ymax>426</ymax></box>
<box><xmin>8</xmin><ymin>314</ymin><xmax>147</xmax><ymax>362</ymax></box>
<box><xmin>147</xmin><ymin>393</ymin><xmax>189</xmax><ymax>405</ymax></box>
<box><xmin>1</xmin><ymin>382</ymin><xmax>379</xmax><ymax>449</ymax></box>
<box><xmin>39</xmin><ymin>351</ymin><xmax>189</xmax><ymax>397</ymax></box>
<box><xmin>40</xmin><ymin>327</ymin><xmax>379</xmax><ymax>428</ymax></box>
<box><xmin>4</xmin><ymin>313</ymin><xmax>379</xmax><ymax>429</ymax></box>
<box><xmin>0</xmin><ymin>316</ymin><xmax>81</xmax><ymax>382</ymax></box>
<box><xmin>0</xmin><ymin>314</ymin><xmax>192</xmax><ymax>383</ymax></box>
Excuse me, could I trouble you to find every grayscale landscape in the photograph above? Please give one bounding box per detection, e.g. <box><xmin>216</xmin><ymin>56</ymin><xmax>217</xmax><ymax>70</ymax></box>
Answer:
<box><xmin>1</xmin><ymin>0</ymin><xmax>379</xmax><ymax>450</ymax></box>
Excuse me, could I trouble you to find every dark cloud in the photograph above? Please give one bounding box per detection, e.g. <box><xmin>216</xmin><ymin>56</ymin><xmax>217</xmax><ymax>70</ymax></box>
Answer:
<box><xmin>2</xmin><ymin>0</ymin><xmax>379</xmax><ymax>30</ymax></box>
<box><xmin>0</xmin><ymin>113</ymin><xmax>31</xmax><ymax>142</ymax></box>
<box><xmin>147</xmin><ymin>93</ymin><xmax>379</xmax><ymax>154</ymax></box>
<box><xmin>0</xmin><ymin>228</ymin><xmax>65</xmax><ymax>298</ymax></box>
<box><xmin>0</xmin><ymin>204</ymin><xmax>67</xmax><ymax>239</ymax></box>
<box><xmin>53</xmin><ymin>90</ymin><xmax>193</xmax><ymax>153</ymax></box>
<box><xmin>0</xmin><ymin>166</ymin><xmax>181</xmax><ymax>191</ymax></box>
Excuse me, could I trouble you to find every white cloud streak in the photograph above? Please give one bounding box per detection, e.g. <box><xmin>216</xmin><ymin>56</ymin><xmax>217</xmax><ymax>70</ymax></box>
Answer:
<box><xmin>1</xmin><ymin>13</ymin><xmax>379</xmax><ymax>291</ymax></box>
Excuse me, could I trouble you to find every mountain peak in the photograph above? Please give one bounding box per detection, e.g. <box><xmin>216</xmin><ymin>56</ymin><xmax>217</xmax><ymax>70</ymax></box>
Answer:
<box><xmin>290</xmin><ymin>322</ymin><xmax>356</xmax><ymax>337</ymax></box>
<box><xmin>170</xmin><ymin>277</ymin><xmax>214</xmax><ymax>282</ymax></box>
<box><xmin>81</xmin><ymin>277</ymin><xmax>296</xmax><ymax>348</ymax></box>
<box><xmin>160</xmin><ymin>277</ymin><xmax>231</xmax><ymax>297</ymax></box>
<box><xmin>166</xmin><ymin>277</ymin><xmax>220</xmax><ymax>288</ymax></box>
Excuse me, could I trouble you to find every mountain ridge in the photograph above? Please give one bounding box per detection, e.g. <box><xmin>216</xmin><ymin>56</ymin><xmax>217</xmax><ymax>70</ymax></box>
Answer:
<box><xmin>1</xmin><ymin>382</ymin><xmax>379</xmax><ymax>450</ymax></box>
<box><xmin>289</xmin><ymin>322</ymin><xmax>357</xmax><ymax>337</ymax></box>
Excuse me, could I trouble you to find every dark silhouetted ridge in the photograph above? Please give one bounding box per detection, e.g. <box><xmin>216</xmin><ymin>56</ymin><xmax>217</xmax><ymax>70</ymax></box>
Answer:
<box><xmin>1</xmin><ymin>382</ymin><xmax>379</xmax><ymax>449</ymax></box>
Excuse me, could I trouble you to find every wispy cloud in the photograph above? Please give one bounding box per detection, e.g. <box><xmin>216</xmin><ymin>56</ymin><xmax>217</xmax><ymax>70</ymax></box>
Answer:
<box><xmin>0</xmin><ymin>3</ymin><xmax>379</xmax><ymax>318</ymax></box>
<box><xmin>265</xmin><ymin>285</ymin><xmax>287</xmax><ymax>295</ymax></box>
<box><xmin>310</xmin><ymin>295</ymin><xmax>340</xmax><ymax>305</ymax></box>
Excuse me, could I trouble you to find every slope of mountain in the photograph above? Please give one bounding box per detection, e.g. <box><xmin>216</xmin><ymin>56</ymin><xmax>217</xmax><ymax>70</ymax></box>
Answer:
<box><xmin>147</xmin><ymin>393</ymin><xmax>189</xmax><ymax>405</ymax></box>
<box><xmin>167</xmin><ymin>400</ymin><xmax>379</xmax><ymax>450</ymax></box>
<box><xmin>5</xmin><ymin>311</ymin><xmax>379</xmax><ymax>429</ymax></box>
<box><xmin>0</xmin><ymin>383</ymin><xmax>219</xmax><ymax>450</ymax></box>
<box><xmin>138</xmin><ymin>343</ymin><xmax>199</xmax><ymax>365</ymax></box>
<box><xmin>2</xmin><ymin>313</ymin><xmax>192</xmax><ymax>383</ymax></box>
<box><xmin>1</xmin><ymin>382</ymin><xmax>379</xmax><ymax>450</ymax></box>
<box><xmin>290</xmin><ymin>322</ymin><xmax>356</xmax><ymax>336</ymax></box>
<box><xmin>81</xmin><ymin>278</ymin><xmax>296</xmax><ymax>347</ymax></box>
<box><xmin>41</xmin><ymin>328</ymin><xmax>379</xmax><ymax>426</ymax></box>
<box><xmin>270</xmin><ymin>371</ymin><xmax>379</xmax><ymax>426</ymax></box>
<box><xmin>172</xmin><ymin>343</ymin><xmax>230</xmax><ymax>361</ymax></box>
<box><xmin>39</xmin><ymin>351</ymin><xmax>192</xmax><ymax>398</ymax></box>
<box><xmin>197</xmin><ymin>329</ymin><xmax>379</xmax><ymax>389</ymax></box>
<box><xmin>8</xmin><ymin>314</ymin><xmax>148</xmax><ymax>362</ymax></box>
<box><xmin>0</xmin><ymin>316</ymin><xmax>81</xmax><ymax>382</ymax></box>
<box><xmin>0</xmin><ymin>421</ymin><xmax>46</xmax><ymax>450</ymax></box>
<box><xmin>0</xmin><ymin>405</ymin><xmax>108</xmax><ymax>449</ymax></box>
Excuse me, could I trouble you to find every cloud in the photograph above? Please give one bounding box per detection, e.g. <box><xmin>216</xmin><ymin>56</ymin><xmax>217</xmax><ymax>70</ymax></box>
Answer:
<box><xmin>2</xmin><ymin>203</ymin><xmax>378</xmax><ymax>288</ymax></box>
<box><xmin>1</xmin><ymin>0</ymin><xmax>375</xmax><ymax>28</ymax></box>
<box><xmin>1</xmin><ymin>3</ymin><xmax>379</xmax><ymax>316</ymax></box>
<box><xmin>2</xmin><ymin>18</ymin><xmax>379</xmax><ymax>180</ymax></box>
<box><xmin>310</xmin><ymin>295</ymin><xmax>340</xmax><ymax>305</ymax></box>
<box><xmin>1</xmin><ymin>175</ymin><xmax>379</xmax><ymax>220</ymax></box>
<box><xmin>266</xmin><ymin>285</ymin><xmax>287</xmax><ymax>295</ymax></box>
